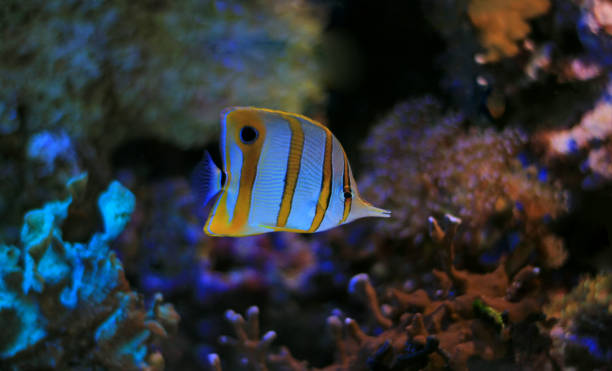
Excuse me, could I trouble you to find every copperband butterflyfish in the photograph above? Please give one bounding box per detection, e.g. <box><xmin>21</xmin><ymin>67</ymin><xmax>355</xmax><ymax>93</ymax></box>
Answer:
<box><xmin>194</xmin><ymin>107</ymin><xmax>390</xmax><ymax>237</ymax></box>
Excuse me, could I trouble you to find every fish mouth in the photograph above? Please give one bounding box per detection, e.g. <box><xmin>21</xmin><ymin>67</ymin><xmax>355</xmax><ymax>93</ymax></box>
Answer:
<box><xmin>377</xmin><ymin>208</ymin><xmax>392</xmax><ymax>218</ymax></box>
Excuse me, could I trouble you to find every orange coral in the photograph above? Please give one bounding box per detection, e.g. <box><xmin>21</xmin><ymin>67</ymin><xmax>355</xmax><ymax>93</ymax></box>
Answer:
<box><xmin>468</xmin><ymin>0</ymin><xmax>551</xmax><ymax>62</ymax></box>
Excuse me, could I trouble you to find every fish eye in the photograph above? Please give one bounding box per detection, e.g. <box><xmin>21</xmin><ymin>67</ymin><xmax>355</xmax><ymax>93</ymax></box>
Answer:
<box><xmin>240</xmin><ymin>126</ymin><xmax>258</xmax><ymax>144</ymax></box>
<box><xmin>344</xmin><ymin>191</ymin><xmax>352</xmax><ymax>199</ymax></box>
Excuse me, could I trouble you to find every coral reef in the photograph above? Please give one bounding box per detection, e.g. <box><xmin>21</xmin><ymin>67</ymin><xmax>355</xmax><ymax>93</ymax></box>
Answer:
<box><xmin>2</xmin><ymin>1</ymin><xmax>611</xmax><ymax>369</ymax></box>
<box><xmin>424</xmin><ymin>0</ymin><xmax>612</xmax><ymax>193</ymax></box>
<box><xmin>0</xmin><ymin>127</ymin><xmax>83</xmax><ymax>242</ymax></box>
<box><xmin>424</xmin><ymin>0</ymin><xmax>610</xmax><ymax>138</ymax></box>
<box><xmin>545</xmin><ymin>273</ymin><xmax>612</xmax><ymax>369</ymax></box>
<box><xmin>0</xmin><ymin>6</ymin><xmax>327</xmax><ymax>360</ymax></box>
<box><xmin>328</xmin><ymin>215</ymin><xmax>548</xmax><ymax>370</ymax></box>
<box><xmin>0</xmin><ymin>173</ymin><xmax>179</xmax><ymax>370</ymax></box>
<box><xmin>212</xmin><ymin>215</ymin><xmax>551</xmax><ymax>370</ymax></box>
<box><xmin>0</xmin><ymin>0</ymin><xmax>327</xmax><ymax>268</ymax></box>
<box><xmin>468</xmin><ymin>0</ymin><xmax>551</xmax><ymax>63</ymax></box>
<box><xmin>536</xmin><ymin>85</ymin><xmax>612</xmax><ymax>189</ymax></box>
<box><xmin>360</xmin><ymin>97</ymin><xmax>568</xmax><ymax>269</ymax></box>
<box><xmin>215</xmin><ymin>306</ymin><xmax>307</xmax><ymax>371</ymax></box>
<box><xmin>113</xmin><ymin>175</ymin><xmax>334</xmax><ymax>367</ymax></box>
<box><xmin>0</xmin><ymin>0</ymin><xmax>324</xmax><ymax>149</ymax></box>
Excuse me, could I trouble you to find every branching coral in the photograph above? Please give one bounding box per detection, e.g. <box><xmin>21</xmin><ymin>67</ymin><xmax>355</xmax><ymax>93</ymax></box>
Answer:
<box><xmin>212</xmin><ymin>215</ymin><xmax>552</xmax><ymax>371</ymax></box>
<box><xmin>374</xmin><ymin>215</ymin><xmax>547</xmax><ymax>370</ymax></box>
<box><xmin>545</xmin><ymin>273</ymin><xmax>612</xmax><ymax>369</ymax></box>
<box><xmin>0</xmin><ymin>0</ymin><xmax>324</xmax><ymax>148</ymax></box>
<box><xmin>468</xmin><ymin>0</ymin><xmax>551</xmax><ymax>63</ymax></box>
<box><xmin>361</xmin><ymin>97</ymin><xmax>568</xmax><ymax>269</ymax></box>
<box><xmin>0</xmin><ymin>173</ymin><xmax>179</xmax><ymax>370</ymax></box>
<box><xmin>212</xmin><ymin>306</ymin><xmax>307</xmax><ymax>371</ymax></box>
<box><xmin>0</xmin><ymin>127</ymin><xmax>84</xmax><ymax>242</ymax></box>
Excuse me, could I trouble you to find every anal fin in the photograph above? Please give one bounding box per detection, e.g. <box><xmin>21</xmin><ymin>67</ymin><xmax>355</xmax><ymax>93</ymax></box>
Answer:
<box><xmin>259</xmin><ymin>224</ymin><xmax>308</xmax><ymax>233</ymax></box>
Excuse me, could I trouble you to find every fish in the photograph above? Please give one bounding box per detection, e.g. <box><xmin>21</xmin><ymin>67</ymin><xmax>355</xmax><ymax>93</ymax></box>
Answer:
<box><xmin>194</xmin><ymin>107</ymin><xmax>390</xmax><ymax>237</ymax></box>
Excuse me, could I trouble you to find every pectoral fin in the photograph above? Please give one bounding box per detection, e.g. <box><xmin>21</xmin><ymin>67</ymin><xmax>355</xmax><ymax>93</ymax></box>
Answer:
<box><xmin>191</xmin><ymin>151</ymin><xmax>223</xmax><ymax>208</ymax></box>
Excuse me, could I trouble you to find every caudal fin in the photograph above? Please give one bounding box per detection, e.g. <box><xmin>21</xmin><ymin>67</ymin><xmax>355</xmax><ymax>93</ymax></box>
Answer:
<box><xmin>191</xmin><ymin>151</ymin><xmax>223</xmax><ymax>208</ymax></box>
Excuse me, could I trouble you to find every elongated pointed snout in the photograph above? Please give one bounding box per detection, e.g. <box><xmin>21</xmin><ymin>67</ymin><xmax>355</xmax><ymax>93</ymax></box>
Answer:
<box><xmin>347</xmin><ymin>196</ymin><xmax>391</xmax><ymax>223</ymax></box>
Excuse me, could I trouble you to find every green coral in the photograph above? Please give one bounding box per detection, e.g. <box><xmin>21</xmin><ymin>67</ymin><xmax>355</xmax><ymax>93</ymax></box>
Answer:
<box><xmin>0</xmin><ymin>0</ymin><xmax>324</xmax><ymax>148</ymax></box>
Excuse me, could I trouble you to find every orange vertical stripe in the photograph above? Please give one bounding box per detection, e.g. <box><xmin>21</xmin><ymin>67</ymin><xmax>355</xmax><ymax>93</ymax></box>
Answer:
<box><xmin>277</xmin><ymin>117</ymin><xmax>305</xmax><ymax>227</ymax></box>
<box><xmin>309</xmin><ymin>129</ymin><xmax>333</xmax><ymax>232</ymax></box>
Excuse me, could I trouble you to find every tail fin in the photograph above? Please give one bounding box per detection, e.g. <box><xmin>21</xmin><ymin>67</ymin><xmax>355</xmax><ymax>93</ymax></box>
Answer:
<box><xmin>191</xmin><ymin>151</ymin><xmax>223</xmax><ymax>208</ymax></box>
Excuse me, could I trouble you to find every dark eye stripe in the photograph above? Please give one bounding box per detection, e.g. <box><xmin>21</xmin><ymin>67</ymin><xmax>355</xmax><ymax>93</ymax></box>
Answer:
<box><xmin>340</xmin><ymin>150</ymin><xmax>352</xmax><ymax>224</ymax></box>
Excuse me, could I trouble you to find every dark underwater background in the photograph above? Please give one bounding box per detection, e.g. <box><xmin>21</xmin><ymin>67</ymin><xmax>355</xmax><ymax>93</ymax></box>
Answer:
<box><xmin>1</xmin><ymin>0</ymin><xmax>612</xmax><ymax>370</ymax></box>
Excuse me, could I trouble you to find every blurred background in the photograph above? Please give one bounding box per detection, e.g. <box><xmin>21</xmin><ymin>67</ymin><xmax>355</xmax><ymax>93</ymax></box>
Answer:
<box><xmin>1</xmin><ymin>0</ymin><xmax>612</xmax><ymax>370</ymax></box>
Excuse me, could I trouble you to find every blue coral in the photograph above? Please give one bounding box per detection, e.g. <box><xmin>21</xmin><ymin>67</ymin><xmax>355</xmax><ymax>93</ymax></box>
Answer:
<box><xmin>26</xmin><ymin>130</ymin><xmax>78</xmax><ymax>176</ymax></box>
<box><xmin>0</xmin><ymin>173</ymin><xmax>178</xmax><ymax>369</ymax></box>
<box><xmin>98</xmin><ymin>180</ymin><xmax>136</xmax><ymax>241</ymax></box>
<box><xmin>0</xmin><ymin>244</ymin><xmax>47</xmax><ymax>359</ymax></box>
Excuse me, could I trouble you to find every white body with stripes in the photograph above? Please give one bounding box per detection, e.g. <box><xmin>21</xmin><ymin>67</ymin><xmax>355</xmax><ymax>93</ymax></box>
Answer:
<box><xmin>202</xmin><ymin>107</ymin><xmax>390</xmax><ymax>237</ymax></box>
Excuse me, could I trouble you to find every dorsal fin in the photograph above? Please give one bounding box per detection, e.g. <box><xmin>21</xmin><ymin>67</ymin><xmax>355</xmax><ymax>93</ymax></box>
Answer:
<box><xmin>191</xmin><ymin>151</ymin><xmax>223</xmax><ymax>209</ymax></box>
